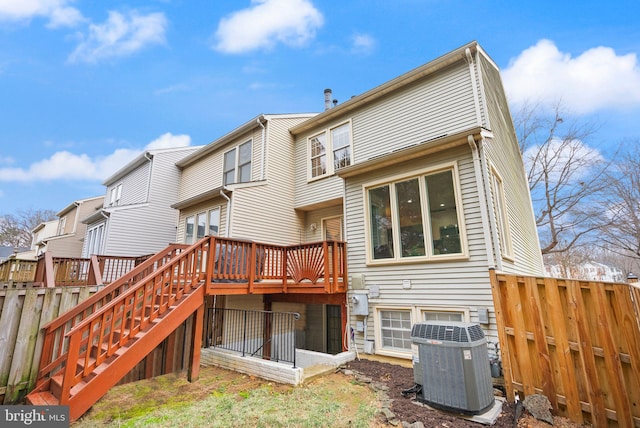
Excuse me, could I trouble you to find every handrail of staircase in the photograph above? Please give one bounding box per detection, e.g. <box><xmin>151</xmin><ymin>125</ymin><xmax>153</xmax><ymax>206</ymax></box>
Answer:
<box><xmin>34</xmin><ymin>243</ymin><xmax>189</xmax><ymax>389</ymax></box>
<box><xmin>57</xmin><ymin>236</ymin><xmax>212</xmax><ymax>403</ymax></box>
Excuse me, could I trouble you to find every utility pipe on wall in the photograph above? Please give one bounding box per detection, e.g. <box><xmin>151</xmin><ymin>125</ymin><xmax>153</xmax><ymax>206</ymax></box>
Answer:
<box><xmin>220</xmin><ymin>189</ymin><xmax>232</xmax><ymax>237</ymax></box>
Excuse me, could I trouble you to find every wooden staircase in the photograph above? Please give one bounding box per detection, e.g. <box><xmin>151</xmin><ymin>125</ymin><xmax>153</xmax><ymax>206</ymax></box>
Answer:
<box><xmin>26</xmin><ymin>239</ymin><xmax>209</xmax><ymax>421</ymax></box>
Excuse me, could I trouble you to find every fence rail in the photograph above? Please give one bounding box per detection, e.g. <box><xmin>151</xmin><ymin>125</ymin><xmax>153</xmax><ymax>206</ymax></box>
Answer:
<box><xmin>490</xmin><ymin>270</ymin><xmax>640</xmax><ymax>428</ymax></box>
<box><xmin>0</xmin><ymin>285</ymin><xmax>195</xmax><ymax>404</ymax></box>
<box><xmin>205</xmin><ymin>308</ymin><xmax>299</xmax><ymax>366</ymax></box>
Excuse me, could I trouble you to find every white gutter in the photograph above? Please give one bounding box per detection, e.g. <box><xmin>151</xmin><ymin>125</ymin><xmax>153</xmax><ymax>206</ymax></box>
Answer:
<box><xmin>468</xmin><ymin>135</ymin><xmax>498</xmax><ymax>270</ymax></box>
<box><xmin>220</xmin><ymin>189</ymin><xmax>232</xmax><ymax>237</ymax></box>
<box><xmin>257</xmin><ymin>117</ymin><xmax>266</xmax><ymax>180</ymax></box>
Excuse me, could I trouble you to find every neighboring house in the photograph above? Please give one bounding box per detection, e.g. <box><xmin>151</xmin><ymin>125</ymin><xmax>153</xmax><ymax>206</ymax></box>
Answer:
<box><xmin>546</xmin><ymin>261</ymin><xmax>624</xmax><ymax>283</ymax></box>
<box><xmin>81</xmin><ymin>146</ymin><xmax>201</xmax><ymax>257</ymax></box>
<box><xmin>26</xmin><ymin>219</ymin><xmax>60</xmax><ymax>259</ymax></box>
<box><xmin>33</xmin><ymin>196</ymin><xmax>105</xmax><ymax>258</ymax></box>
<box><xmin>172</xmin><ymin>41</ymin><xmax>543</xmax><ymax>359</ymax></box>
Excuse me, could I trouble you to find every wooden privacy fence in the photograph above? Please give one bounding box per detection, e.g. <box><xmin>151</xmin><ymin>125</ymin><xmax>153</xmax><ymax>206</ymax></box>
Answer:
<box><xmin>0</xmin><ymin>285</ymin><xmax>195</xmax><ymax>405</ymax></box>
<box><xmin>490</xmin><ymin>270</ymin><xmax>640</xmax><ymax>428</ymax></box>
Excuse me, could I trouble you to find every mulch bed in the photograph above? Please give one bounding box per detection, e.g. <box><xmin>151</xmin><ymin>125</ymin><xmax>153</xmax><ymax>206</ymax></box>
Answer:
<box><xmin>344</xmin><ymin>358</ymin><xmax>518</xmax><ymax>427</ymax></box>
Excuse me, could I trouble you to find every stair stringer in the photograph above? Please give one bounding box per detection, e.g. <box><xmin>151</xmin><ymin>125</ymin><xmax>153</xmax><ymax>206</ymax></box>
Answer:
<box><xmin>68</xmin><ymin>284</ymin><xmax>205</xmax><ymax>421</ymax></box>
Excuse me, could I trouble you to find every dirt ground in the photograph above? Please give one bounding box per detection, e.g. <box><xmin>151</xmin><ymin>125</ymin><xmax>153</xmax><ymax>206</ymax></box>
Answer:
<box><xmin>345</xmin><ymin>358</ymin><xmax>589</xmax><ymax>427</ymax></box>
<box><xmin>73</xmin><ymin>358</ymin><xmax>590</xmax><ymax>427</ymax></box>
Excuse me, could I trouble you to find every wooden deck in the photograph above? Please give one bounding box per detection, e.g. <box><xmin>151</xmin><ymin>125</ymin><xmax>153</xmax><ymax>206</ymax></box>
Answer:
<box><xmin>25</xmin><ymin>236</ymin><xmax>347</xmax><ymax>421</ymax></box>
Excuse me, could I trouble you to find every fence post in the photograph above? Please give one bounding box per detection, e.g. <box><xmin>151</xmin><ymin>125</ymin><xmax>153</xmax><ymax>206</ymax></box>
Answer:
<box><xmin>88</xmin><ymin>255</ymin><xmax>103</xmax><ymax>287</ymax></box>
<box><xmin>43</xmin><ymin>252</ymin><xmax>55</xmax><ymax>288</ymax></box>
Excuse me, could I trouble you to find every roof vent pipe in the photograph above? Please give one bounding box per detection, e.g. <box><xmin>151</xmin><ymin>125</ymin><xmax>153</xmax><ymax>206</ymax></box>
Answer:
<box><xmin>324</xmin><ymin>88</ymin><xmax>333</xmax><ymax>110</ymax></box>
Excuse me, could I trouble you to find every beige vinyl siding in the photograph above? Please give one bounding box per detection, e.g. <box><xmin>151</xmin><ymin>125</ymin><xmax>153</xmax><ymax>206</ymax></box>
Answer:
<box><xmin>344</xmin><ymin>145</ymin><xmax>501</xmax><ymax>348</ymax></box>
<box><xmin>116</xmin><ymin>161</ymin><xmax>150</xmax><ymax>205</ymax></box>
<box><xmin>49</xmin><ymin>198</ymin><xmax>104</xmax><ymax>258</ymax></box>
<box><xmin>293</xmin><ymin>63</ymin><xmax>477</xmax><ymax>210</ymax></box>
<box><xmin>351</xmin><ymin>63</ymin><xmax>478</xmax><ymax>162</ymax></box>
<box><xmin>227</xmin><ymin>117</ymin><xmax>307</xmax><ymax>245</ymax></box>
<box><xmin>293</xmin><ymin>135</ymin><xmax>344</xmax><ymax>209</ymax></box>
<box><xmin>304</xmin><ymin>205</ymin><xmax>343</xmax><ymax>242</ymax></box>
<box><xmin>178</xmin><ymin>128</ymin><xmax>261</xmax><ymax>202</ymax></box>
<box><xmin>477</xmin><ymin>54</ymin><xmax>544</xmax><ymax>275</ymax></box>
<box><xmin>176</xmin><ymin>198</ymin><xmax>228</xmax><ymax>242</ymax></box>
<box><xmin>45</xmin><ymin>234</ymin><xmax>84</xmax><ymax>258</ymax></box>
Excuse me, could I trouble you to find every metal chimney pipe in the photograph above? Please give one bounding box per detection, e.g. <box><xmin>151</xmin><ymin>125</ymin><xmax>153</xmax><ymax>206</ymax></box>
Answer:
<box><xmin>324</xmin><ymin>89</ymin><xmax>332</xmax><ymax>110</ymax></box>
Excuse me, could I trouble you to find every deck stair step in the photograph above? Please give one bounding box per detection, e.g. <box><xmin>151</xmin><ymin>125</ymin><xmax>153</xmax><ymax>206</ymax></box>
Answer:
<box><xmin>26</xmin><ymin>391</ymin><xmax>59</xmax><ymax>406</ymax></box>
<box><xmin>32</xmin><ymin>284</ymin><xmax>204</xmax><ymax>421</ymax></box>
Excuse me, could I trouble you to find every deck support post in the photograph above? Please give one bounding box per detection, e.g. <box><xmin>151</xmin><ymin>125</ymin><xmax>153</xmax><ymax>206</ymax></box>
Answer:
<box><xmin>188</xmin><ymin>303</ymin><xmax>204</xmax><ymax>382</ymax></box>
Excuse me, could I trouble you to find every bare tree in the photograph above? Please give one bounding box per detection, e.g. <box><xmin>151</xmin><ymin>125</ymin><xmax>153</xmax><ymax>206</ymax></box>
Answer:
<box><xmin>0</xmin><ymin>208</ymin><xmax>57</xmax><ymax>249</ymax></box>
<box><xmin>600</xmin><ymin>144</ymin><xmax>640</xmax><ymax>262</ymax></box>
<box><xmin>514</xmin><ymin>101</ymin><xmax>613</xmax><ymax>255</ymax></box>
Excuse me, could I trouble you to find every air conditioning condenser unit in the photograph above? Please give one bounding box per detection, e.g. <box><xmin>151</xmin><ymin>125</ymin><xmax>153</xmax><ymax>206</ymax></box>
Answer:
<box><xmin>411</xmin><ymin>321</ymin><xmax>494</xmax><ymax>415</ymax></box>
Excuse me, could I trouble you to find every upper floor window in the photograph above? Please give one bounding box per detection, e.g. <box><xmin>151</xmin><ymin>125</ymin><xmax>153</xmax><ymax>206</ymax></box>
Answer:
<box><xmin>57</xmin><ymin>216</ymin><xmax>67</xmax><ymax>235</ymax></box>
<box><xmin>224</xmin><ymin>140</ymin><xmax>252</xmax><ymax>185</ymax></box>
<box><xmin>308</xmin><ymin>122</ymin><xmax>352</xmax><ymax>180</ymax></box>
<box><xmin>109</xmin><ymin>183</ymin><xmax>122</xmax><ymax>206</ymax></box>
<box><xmin>366</xmin><ymin>165</ymin><xmax>465</xmax><ymax>263</ymax></box>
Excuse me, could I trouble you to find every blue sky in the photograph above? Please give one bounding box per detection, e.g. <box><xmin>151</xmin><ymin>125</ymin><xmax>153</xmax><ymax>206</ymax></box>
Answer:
<box><xmin>1</xmin><ymin>0</ymin><xmax>639</xmax><ymax>215</ymax></box>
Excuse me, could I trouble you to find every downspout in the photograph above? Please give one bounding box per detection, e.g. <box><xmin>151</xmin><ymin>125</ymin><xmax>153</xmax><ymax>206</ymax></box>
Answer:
<box><xmin>144</xmin><ymin>152</ymin><xmax>153</xmax><ymax>203</ymax></box>
<box><xmin>257</xmin><ymin>117</ymin><xmax>266</xmax><ymax>180</ymax></box>
<box><xmin>468</xmin><ymin>135</ymin><xmax>499</xmax><ymax>271</ymax></box>
<box><xmin>465</xmin><ymin>48</ymin><xmax>483</xmax><ymax>127</ymax></box>
<box><xmin>220</xmin><ymin>189</ymin><xmax>232</xmax><ymax>237</ymax></box>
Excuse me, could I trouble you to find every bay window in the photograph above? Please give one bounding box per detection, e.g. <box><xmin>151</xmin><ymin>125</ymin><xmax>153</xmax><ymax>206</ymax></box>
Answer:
<box><xmin>367</xmin><ymin>165</ymin><xmax>465</xmax><ymax>262</ymax></box>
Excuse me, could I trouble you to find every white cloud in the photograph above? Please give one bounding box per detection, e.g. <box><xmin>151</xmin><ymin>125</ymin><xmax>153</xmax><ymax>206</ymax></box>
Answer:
<box><xmin>351</xmin><ymin>33</ymin><xmax>375</xmax><ymax>55</ymax></box>
<box><xmin>503</xmin><ymin>40</ymin><xmax>640</xmax><ymax>114</ymax></box>
<box><xmin>68</xmin><ymin>10</ymin><xmax>167</xmax><ymax>64</ymax></box>
<box><xmin>145</xmin><ymin>133</ymin><xmax>191</xmax><ymax>150</ymax></box>
<box><xmin>0</xmin><ymin>133</ymin><xmax>191</xmax><ymax>183</ymax></box>
<box><xmin>213</xmin><ymin>0</ymin><xmax>323</xmax><ymax>54</ymax></box>
<box><xmin>0</xmin><ymin>0</ymin><xmax>83</xmax><ymax>28</ymax></box>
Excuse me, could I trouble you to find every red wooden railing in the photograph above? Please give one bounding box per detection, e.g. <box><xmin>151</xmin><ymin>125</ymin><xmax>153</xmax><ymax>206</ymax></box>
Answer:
<box><xmin>33</xmin><ymin>244</ymin><xmax>187</xmax><ymax>391</ymax></box>
<box><xmin>31</xmin><ymin>237</ymin><xmax>347</xmax><ymax>405</ymax></box>
<box><xmin>32</xmin><ymin>253</ymin><xmax>155</xmax><ymax>288</ymax></box>
<box><xmin>204</xmin><ymin>237</ymin><xmax>347</xmax><ymax>294</ymax></box>
<box><xmin>57</xmin><ymin>239</ymin><xmax>208</xmax><ymax>404</ymax></box>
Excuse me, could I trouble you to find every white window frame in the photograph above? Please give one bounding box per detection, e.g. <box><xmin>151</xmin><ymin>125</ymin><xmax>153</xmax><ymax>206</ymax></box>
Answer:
<box><xmin>223</xmin><ymin>140</ymin><xmax>252</xmax><ymax>185</ymax></box>
<box><xmin>489</xmin><ymin>166</ymin><xmax>513</xmax><ymax>260</ymax></box>
<box><xmin>321</xmin><ymin>215</ymin><xmax>344</xmax><ymax>241</ymax></box>
<box><xmin>375</xmin><ymin>307</ymin><xmax>414</xmax><ymax>357</ymax></box>
<box><xmin>185</xmin><ymin>215</ymin><xmax>195</xmax><ymax>244</ymax></box>
<box><xmin>363</xmin><ymin>162</ymin><xmax>467</xmax><ymax>265</ymax></box>
<box><xmin>307</xmin><ymin>120</ymin><xmax>353</xmax><ymax>181</ymax></box>
<box><xmin>57</xmin><ymin>216</ymin><xmax>66</xmax><ymax>235</ymax></box>
<box><xmin>109</xmin><ymin>183</ymin><xmax>122</xmax><ymax>206</ymax></box>
<box><xmin>208</xmin><ymin>207</ymin><xmax>221</xmax><ymax>236</ymax></box>
<box><xmin>196</xmin><ymin>212</ymin><xmax>207</xmax><ymax>241</ymax></box>
<box><xmin>374</xmin><ymin>306</ymin><xmax>470</xmax><ymax>358</ymax></box>
<box><xmin>84</xmin><ymin>222</ymin><xmax>106</xmax><ymax>257</ymax></box>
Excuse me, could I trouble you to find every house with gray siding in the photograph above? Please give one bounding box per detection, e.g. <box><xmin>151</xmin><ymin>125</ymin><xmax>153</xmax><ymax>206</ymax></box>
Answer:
<box><xmin>288</xmin><ymin>41</ymin><xmax>543</xmax><ymax>360</ymax></box>
<box><xmin>173</xmin><ymin>114</ymin><xmax>350</xmax><ymax>354</ymax></box>
<box><xmin>170</xmin><ymin>41</ymin><xmax>542</xmax><ymax>361</ymax></box>
<box><xmin>35</xmin><ymin>196</ymin><xmax>104</xmax><ymax>258</ymax></box>
<box><xmin>81</xmin><ymin>146</ymin><xmax>200</xmax><ymax>257</ymax></box>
